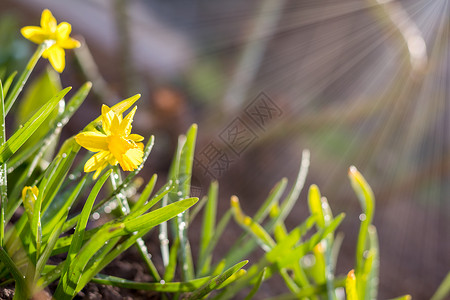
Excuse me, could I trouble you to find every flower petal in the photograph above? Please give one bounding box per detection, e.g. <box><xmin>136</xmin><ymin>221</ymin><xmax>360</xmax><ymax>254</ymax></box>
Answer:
<box><xmin>110</xmin><ymin>114</ymin><xmax>121</xmax><ymax>135</ymax></box>
<box><xmin>111</xmin><ymin>94</ymin><xmax>141</xmax><ymax>116</ymax></box>
<box><xmin>47</xmin><ymin>45</ymin><xmax>65</xmax><ymax>73</ymax></box>
<box><xmin>101</xmin><ymin>105</ymin><xmax>115</xmax><ymax>134</ymax></box>
<box><xmin>120</xmin><ymin>106</ymin><xmax>137</xmax><ymax>136</ymax></box>
<box><xmin>56</xmin><ymin>22</ymin><xmax>71</xmax><ymax>39</ymax></box>
<box><xmin>58</xmin><ymin>37</ymin><xmax>81</xmax><ymax>49</ymax></box>
<box><xmin>119</xmin><ymin>147</ymin><xmax>144</xmax><ymax>171</ymax></box>
<box><xmin>84</xmin><ymin>151</ymin><xmax>110</xmax><ymax>173</ymax></box>
<box><xmin>21</xmin><ymin>26</ymin><xmax>48</xmax><ymax>44</ymax></box>
<box><xmin>75</xmin><ymin>131</ymin><xmax>109</xmax><ymax>152</ymax></box>
<box><xmin>41</xmin><ymin>9</ymin><xmax>57</xmax><ymax>33</ymax></box>
<box><xmin>128</xmin><ymin>134</ymin><xmax>144</xmax><ymax>142</ymax></box>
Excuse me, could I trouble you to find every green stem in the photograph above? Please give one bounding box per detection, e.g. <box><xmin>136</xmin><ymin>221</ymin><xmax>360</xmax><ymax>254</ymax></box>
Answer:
<box><xmin>5</xmin><ymin>41</ymin><xmax>54</xmax><ymax>115</ymax></box>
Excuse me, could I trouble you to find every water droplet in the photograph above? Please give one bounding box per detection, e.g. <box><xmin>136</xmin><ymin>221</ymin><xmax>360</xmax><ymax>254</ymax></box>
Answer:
<box><xmin>68</xmin><ymin>174</ymin><xmax>76</xmax><ymax>180</ymax></box>
<box><xmin>104</xmin><ymin>206</ymin><xmax>112</xmax><ymax>214</ymax></box>
<box><xmin>160</xmin><ymin>280</ymin><xmax>166</xmax><ymax>284</ymax></box>
<box><xmin>56</xmin><ymin>122</ymin><xmax>63</xmax><ymax>128</ymax></box>
<box><xmin>175</xmin><ymin>180</ymin><xmax>180</xmax><ymax>184</ymax></box>
<box><xmin>178</xmin><ymin>222</ymin><xmax>186</xmax><ymax>231</ymax></box>
<box><xmin>93</xmin><ymin>212</ymin><xmax>100</xmax><ymax>220</ymax></box>
<box><xmin>359</xmin><ymin>214</ymin><xmax>366</xmax><ymax>221</ymax></box>
<box><xmin>61</xmin><ymin>153</ymin><xmax>67</xmax><ymax>158</ymax></box>
<box><xmin>177</xmin><ymin>191</ymin><xmax>182</xmax><ymax>196</ymax></box>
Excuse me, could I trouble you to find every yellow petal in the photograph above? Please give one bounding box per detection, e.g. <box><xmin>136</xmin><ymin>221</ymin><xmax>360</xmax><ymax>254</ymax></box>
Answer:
<box><xmin>110</xmin><ymin>114</ymin><xmax>121</xmax><ymax>135</ymax></box>
<box><xmin>41</xmin><ymin>9</ymin><xmax>57</xmax><ymax>33</ymax></box>
<box><xmin>47</xmin><ymin>45</ymin><xmax>65</xmax><ymax>73</ymax></box>
<box><xmin>56</xmin><ymin>22</ymin><xmax>71</xmax><ymax>39</ymax></box>
<box><xmin>119</xmin><ymin>147</ymin><xmax>144</xmax><ymax>171</ymax></box>
<box><xmin>120</xmin><ymin>106</ymin><xmax>137</xmax><ymax>136</ymax></box>
<box><xmin>58</xmin><ymin>37</ymin><xmax>81</xmax><ymax>49</ymax></box>
<box><xmin>84</xmin><ymin>151</ymin><xmax>110</xmax><ymax>173</ymax></box>
<box><xmin>111</xmin><ymin>94</ymin><xmax>141</xmax><ymax>116</ymax></box>
<box><xmin>75</xmin><ymin>131</ymin><xmax>109</xmax><ymax>152</ymax></box>
<box><xmin>128</xmin><ymin>134</ymin><xmax>144</xmax><ymax>142</ymax></box>
<box><xmin>101</xmin><ymin>105</ymin><xmax>115</xmax><ymax>134</ymax></box>
<box><xmin>21</xmin><ymin>26</ymin><xmax>48</xmax><ymax>44</ymax></box>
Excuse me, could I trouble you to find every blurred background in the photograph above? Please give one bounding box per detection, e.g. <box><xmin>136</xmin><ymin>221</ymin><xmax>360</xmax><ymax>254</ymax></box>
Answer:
<box><xmin>1</xmin><ymin>0</ymin><xmax>449</xmax><ymax>298</ymax></box>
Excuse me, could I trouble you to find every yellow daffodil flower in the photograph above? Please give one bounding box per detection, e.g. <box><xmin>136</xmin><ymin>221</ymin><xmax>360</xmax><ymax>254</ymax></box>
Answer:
<box><xmin>21</xmin><ymin>9</ymin><xmax>80</xmax><ymax>72</ymax></box>
<box><xmin>75</xmin><ymin>104</ymin><xmax>144</xmax><ymax>179</ymax></box>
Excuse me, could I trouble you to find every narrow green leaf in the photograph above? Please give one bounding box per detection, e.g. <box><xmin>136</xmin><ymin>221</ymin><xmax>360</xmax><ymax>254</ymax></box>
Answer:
<box><xmin>41</xmin><ymin>175</ymin><xmax>88</xmax><ymax>237</ymax></box>
<box><xmin>0</xmin><ymin>81</ymin><xmax>6</xmax><ymax>246</ymax></box>
<box><xmin>56</xmin><ymin>170</ymin><xmax>111</xmax><ymax>297</ymax></box>
<box><xmin>0</xmin><ymin>87</ymin><xmax>71</xmax><ymax>163</ymax></box>
<box><xmin>132</xmin><ymin>174</ymin><xmax>157</xmax><ymax>210</ymax></box>
<box><xmin>200</xmin><ymin>210</ymin><xmax>233</xmax><ymax>277</ymax></box>
<box><xmin>348</xmin><ymin>166</ymin><xmax>375</xmax><ymax>299</ymax></box>
<box><xmin>91</xmin><ymin>273</ymin><xmax>211</xmax><ymax>292</ymax></box>
<box><xmin>163</xmin><ymin>237</ymin><xmax>180</xmax><ymax>282</ymax></box>
<box><xmin>5</xmin><ymin>42</ymin><xmax>52</xmax><ymax>115</ymax></box>
<box><xmin>188</xmin><ymin>260</ymin><xmax>248</xmax><ymax>300</ymax></box>
<box><xmin>35</xmin><ymin>212</ymin><xmax>67</xmax><ymax>280</ymax></box>
<box><xmin>308</xmin><ymin>184</ymin><xmax>325</xmax><ymax>229</ymax></box>
<box><xmin>253</xmin><ymin>178</ymin><xmax>287</xmax><ymax>223</ymax></box>
<box><xmin>431</xmin><ymin>271</ymin><xmax>450</xmax><ymax>300</ymax></box>
<box><xmin>198</xmin><ymin>181</ymin><xmax>218</xmax><ymax>275</ymax></box>
<box><xmin>244</xmin><ymin>268</ymin><xmax>266</xmax><ymax>300</ymax></box>
<box><xmin>2</xmin><ymin>71</ymin><xmax>17</xmax><ymax>98</ymax></box>
<box><xmin>176</xmin><ymin>124</ymin><xmax>197</xmax><ymax>281</ymax></box>
<box><xmin>125</xmin><ymin>197</ymin><xmax>198</xmax><ymax>232</ymax></box>
<box><xmin>231</xmin><ymin>196</ymin><xmax>275</xmax><ymax>251</ymax></box>
<box><xmin>7</xmin><ymin>82</ymin><xmax>91</xmax><ymax>172</ymax></box>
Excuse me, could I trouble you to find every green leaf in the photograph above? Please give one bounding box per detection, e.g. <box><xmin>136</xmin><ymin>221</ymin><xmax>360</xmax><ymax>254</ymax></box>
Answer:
<box><xmin>132</xmin><ymin>174</ymin><xmax>157</xmax><ymax>211</ymax></box>
<box><xmin>41</xmin><ymin>175</ymin><xmax>88</xmax><ymax>237</ymax></box>
<box><xmin>124</xmin><ymin>197</ymin><xmax>198</xmax><ymax>232</ymax></box>
<box><xmin>56</xmin><ymin>170</ymin><xmax>112</xmax><ymax>296</ymax></box>
<box><xmin>348</xmin><ymin>166</ymin><xmax>375</xmax><ymax>299</ymax></box>
<box><xmin>308</xmin><ymin>184</ymin><xmax>325</xmax><ymax>229</ymax></box>
<box><xmin>2</xmin><ymin>71</ymin><xmax>17</xmax><ymax>98</ymax></box>
<box><xmin>244</xmin><ymin>268</ymin><xmax>266</xmax><ymax>300</ymax></box>
<box><xmin>431</xmin><ymin>271</ymin><xmax>450</xmax><ymax>300</ymax></box>
<box><xmin>231</xmin><ymin>196</ymin><xmax>275</xmax><ymax>252</ymax></box>
<box><xmin>0</xmin><ymin>80</ymin><xmax>6</xmax><ymax>246</ymax></box>
<box><xmin>198</xmin><ymin>181</ymin><xmax>218</xmax><ymax>275</ymax></box>
<box><xmin>91</xmin><ymin>273</ymin><xmax>211</xmax><ymax>292</ymax></box>
<box><xmin>0</xmin><ymin>87</ymin><xmax>71</xmax><ymax>163</ymax></box>
<box><xmin>188</xmin><ymin>260</ymin><xmax>248</xmax><ymax>299</ymax></box>
<box><xmin>35</xmin><ymin>212</ymin><xmax>67</xmax><ymax>281</ymax></box>
<box><xmin>16</xmin><ymin>68</ymin><xmax>63</xmax><ymax>159</ymax></box>
<box><xmin>7</xmin><ymin>82</ymin><xmax>91</xmax><ymax>172</ymax></box>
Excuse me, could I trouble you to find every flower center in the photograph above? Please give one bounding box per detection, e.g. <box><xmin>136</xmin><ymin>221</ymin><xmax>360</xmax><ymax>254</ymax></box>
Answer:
<box><xmin>108</xmin><ymin>135</ymin><xmax>133</xmax><ymax>158</ymax></box>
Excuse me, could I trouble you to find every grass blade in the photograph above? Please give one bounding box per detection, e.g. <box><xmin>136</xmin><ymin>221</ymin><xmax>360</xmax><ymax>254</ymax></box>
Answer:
<box><xmin>244</xmin><ymin>268</ymin><xmax>267</xmax><ymax>300</ymax></box>
<box><xmin>91</xmin><ymin>274</ymin><xmax>211</xmax><ymax>292</ymax></box>
<box><xmin>431</xmin><ymin>271</ymin><xmax>450</xmax><ymax>300</ymax></box>
<box><xmin>55</xmin><ymin>170</ymin><xmax>112</xmax><ymax>297</ymax></box>
<box><xmin>0</xmin><ymin>87</ymin><xmax>71</xmax><ymax>163</ymax></box>
<box><xmin>197</xmin><ymin>181</ymin><xmax>218</xmax><ymax>275</ymax></box>
<box><xmin>0</xmin><ymin>81</ymin><xmax>6</xmax><ymax>246</ymax></box>
<box><xmin>188</xmin><ymin>260</ymin><xmax>248</xmax><ymax>300</ymax></box>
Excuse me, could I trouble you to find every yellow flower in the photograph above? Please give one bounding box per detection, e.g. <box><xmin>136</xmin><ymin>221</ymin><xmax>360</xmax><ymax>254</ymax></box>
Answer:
<box><xmin>21</xmin><ymin>9</ymin><xmax>81</xmax><ymax>72</ymax></box>
<box><xmin>22</xmin><ymin>186</ymin><xmax>39</xmax><ymax>221</ymax></box>
<box><xmin>75</xmin><ymin>104</ymin><xmax>144</xmax><ymax>179</ymax></box>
